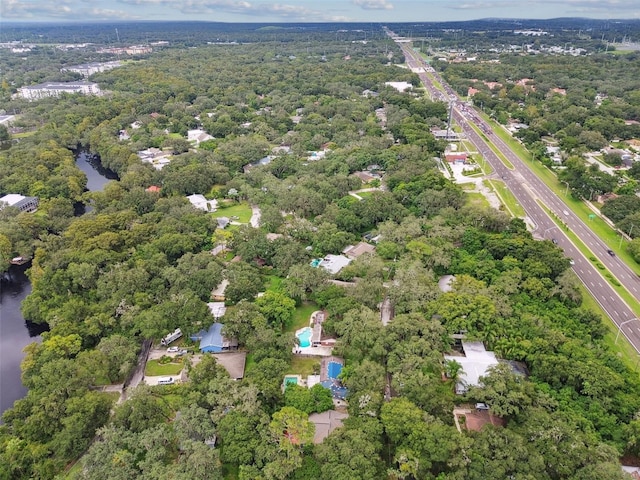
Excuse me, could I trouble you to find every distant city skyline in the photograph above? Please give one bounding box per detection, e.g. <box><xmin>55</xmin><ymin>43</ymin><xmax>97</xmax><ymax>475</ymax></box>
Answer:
<box><xmin>2</xmin><ymin>0</ymin><xmax>639</xmax><ymax>24</ymax></box>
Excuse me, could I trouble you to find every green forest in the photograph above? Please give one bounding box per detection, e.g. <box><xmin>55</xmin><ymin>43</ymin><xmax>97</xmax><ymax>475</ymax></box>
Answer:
<box><xmin>1</xmin><ymin>22</ymin><xmax>640</xmax><ymax>480</ymax></box>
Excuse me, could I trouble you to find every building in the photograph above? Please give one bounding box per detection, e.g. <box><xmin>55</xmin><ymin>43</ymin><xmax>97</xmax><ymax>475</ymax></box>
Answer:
<box><xmin>308</xmin><ymin>410</ymin><xmax>349</xmax><ymax>444</ymax></box>
<box><xmin>314</xmin><ymin>254</ymin><xmax>351</xmax><ymax>275</ymax></box>
<box><xmin>191</xmin><ymin>323</ymin><xmax>238</xmax><ymax>353</ymax></box>
<box><xmin>445</xmin><ymin>152</ymin><xmax>469</xmax><ymax>164</ymax></box>
<box><xmin>186</xmin><ymin>194</ymin><xmax>218</xmax><ymax>212</ymax></box>
<box><xmin>16</xmin><ymin>81</ymin><xmax>100</xmax><ymax>100</ymax></box>
<box><xmin>61</xmin><ymin>61</ymin><xmax>121</xmax><ymax>77</ymax></box>
<box><xmin>187</xmin><ymin>129</ymin><xmax>214</xmax><ymax>145</ymax></box>
<box><xmin>444</xmin><ymin>341</ymin><xmax>499</xmax><ymax>394</ymax></box>
<box><xmin>343</xmin><ymin>242</ymin><xmax>376</xmax><ymax>259</ymax></box>
<box><xmin>0</xmin><ymin>194</ymin><xmax>39</xmax><ymax>213</ymax></box>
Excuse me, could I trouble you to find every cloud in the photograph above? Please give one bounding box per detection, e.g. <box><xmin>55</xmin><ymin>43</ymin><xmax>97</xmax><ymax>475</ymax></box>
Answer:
<box><xmin>448</xmin><ymin>0</ymin><xmax>640</xmax><ymax>13</ymax></box>
<box><xmin>1</xmin><ymin>0</ymin><xmax>139</xmax><ymax>19</ymax></box>
<box><xmin>116</xmin><ymin>0</ymin><xmax>349</xmax><ymax>21</ymax></box>
<box><xmin>352</xmin><ymin>0</ymin><xmax>393</xmax><ymax>10</ymax></box>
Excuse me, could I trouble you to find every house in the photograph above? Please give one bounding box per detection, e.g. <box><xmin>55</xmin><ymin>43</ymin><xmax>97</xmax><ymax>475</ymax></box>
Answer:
<box><xmin>16</xmin><ymin>81</ymin><xmax>100</xmax><ymax>100</ymax></box>
<box><xmin>320</xmin><ymin>356</ymin><xmax>348</xmax><ymax>400</ymax></box>
<box><xmin>207</xmin><ymin>302</ymin><xmax>227</xmax><ymax>319</ymax></box>
<box><xmin>211</xmin><ymin>279</ymin><xmax>229</xmax><ymax>301</ymax></box>
<box><xmin>445</xmin><ymin>152</ymin><xmax>468</xmax><ymax>164</ymax></box>
<box><xmin>309</xmin><ymin>410</ymin><xmax>349</xmax><ymax>444</ymax></box>
<box><xmin>0</xmin><ymin>194</ymin><xmax>39</xmax><ymax>213</ymax></box>
<box><xmin>137</xmin><ymin>148</ymin><xmax>173</xmax><ymax>170</ymax></box>
<box><xmin>385</xmin><ymin>81</ymin><xmax>413</xmax><ymax>92</ymax></box>
<box><xmin>211</xmin><ymin>351</ymin><xmax>246</xmax><ymax>380</ymax></box>
<box><xmin>352</xmin><ymin>171</ymin><xmax>378</xmax><ymax>184</ymax></box>
<box><xmin>191</xmin><ymin>323</ymin><xmax>238</xmax><ymax>353</ymax></box>
<box><xmin>444</xmin><ymin>341</ymin><xmax>500</xmax><ymax>394</ymax></box>
<box><xmin>187</xmin><ymin>129</ymin><xmax>214</xmax><ymax>145</ymax></box>
<box><xmin>343</xmin><ymin>242</ymin><xmax>376</xmax><ymax>259</ymax></box>
<box><xmin>145</xmin><ymin>185</ymin><xmax>161</xmax><ymax>193</ymax></box>
<box><xmin>467</xmin><ymin>87</ymin><xmax>479</xmax><ymax>97</ymax></box>
<box><xmin>216</xmin><ymin>217</ymin><xmax>230</xmax><ymax>229</ymax></box>
<box><xmin>187</xmin><ymin>194</ymin><xmax>218</xmax><ymax>212</ymax></box>
<box><xmin>316</xmin><ymin>254</ymin><xmax>351</xmax><ymax>275</ymax></box>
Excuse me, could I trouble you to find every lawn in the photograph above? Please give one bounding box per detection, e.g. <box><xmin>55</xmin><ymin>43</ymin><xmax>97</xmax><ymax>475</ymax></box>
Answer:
<box><xmin>145</xmin><ymin>358</ymin><xmax>185</xmax><ymax>376</ymax></box>
<box><xmin>212</xmin><ymin>202</ymin><xmax>252</xmax><ymax>223</ymax></box>
<box><xmin>487</xmin><ymin>179</ymin><xmax>526</xmax><ymax>218</ymax></box>
<box><xmin>264</xmin><ymin>274</ymin><xmax>284</xmax><ymax>292</ymax></box>
<box><xmin>465</xmin><ymin>191</ymin><xmax>490</xmax><ymax>209</ymax></box>
<box><xmin>288</xmin><ymin>356</ymin><xmax>321</xmax><ymax>376</ymax></box>
<box><xmin>286</xmin><ymin>302</ymin><xmax>318</xmax><ymax>333</ymax></box>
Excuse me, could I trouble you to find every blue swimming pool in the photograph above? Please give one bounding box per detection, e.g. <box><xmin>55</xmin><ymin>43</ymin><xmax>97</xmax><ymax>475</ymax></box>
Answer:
<box><xmin>296</xmin><ymin>327</ymin><xmax>312</xmax><ymax>348</ymax></box>
<box><xmin>328</xmin><ymin>361</ymin><xmax>343</xmax><ymax>379</ymax></box>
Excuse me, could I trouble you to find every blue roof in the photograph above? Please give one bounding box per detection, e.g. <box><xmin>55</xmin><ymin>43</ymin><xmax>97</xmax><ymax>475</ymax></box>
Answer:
<box><xmin>193</xmin><ymin>323</ymin><xmax>226</xmax><ymax>353</ymax></box>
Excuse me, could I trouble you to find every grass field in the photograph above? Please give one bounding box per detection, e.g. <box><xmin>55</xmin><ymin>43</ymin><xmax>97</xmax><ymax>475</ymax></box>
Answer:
<box><xmin>465</xmin><ymin>191</ymin><xmax>490</xmax><ymax>209</ymax></box>
<box><xmin>286</xmin><ymin>302</ymin><xmax>318</xmax><ymax>333</ymax></box>
<box><xmin>145</xmin><ymin>358</ymin><xmax>185</xmax><ymax>376</ymax></box>
<box><xmin>288</xmin><ymin>356</ymin><xmax>321</xmax><ymax>376</ymax></box>
<box><xmin>487</xmin><ymin>179</ymin><xmax>526</xmax><ymax>217</ymax></box>
<box><xmin>212</xmin><ymin>202</ymin><xmax>252</xmax><ymax>223</ymax></box>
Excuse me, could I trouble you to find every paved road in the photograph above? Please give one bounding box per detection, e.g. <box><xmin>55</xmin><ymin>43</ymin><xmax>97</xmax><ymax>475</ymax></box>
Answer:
<box><xmin>390</xmin><ymin>32</ymin><xmax>640</xmax><ymax>354</ymax></box>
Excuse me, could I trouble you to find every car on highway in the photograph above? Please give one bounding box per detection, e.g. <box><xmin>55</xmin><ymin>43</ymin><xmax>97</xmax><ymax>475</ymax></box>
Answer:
<box><xmin>569</xmin><ymin>259</ymin><xmax>575</xmax><ymax>265</ymax></box>
<box><xmin>607</xmin><ymin>249</ymin><xmax>616</xmax><ymax>256</ymax></box>
<box><xmin>552</xmin><ymin>238</ymin><xmax>558</xmax><ymax>244</ymax></box>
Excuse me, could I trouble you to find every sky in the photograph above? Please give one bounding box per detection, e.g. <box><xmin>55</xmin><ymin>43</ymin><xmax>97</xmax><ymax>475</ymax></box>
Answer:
<box><xmin>2</xmin><ymin>0</ymin><xmax>639</xmax><ymax>23</ymax></box>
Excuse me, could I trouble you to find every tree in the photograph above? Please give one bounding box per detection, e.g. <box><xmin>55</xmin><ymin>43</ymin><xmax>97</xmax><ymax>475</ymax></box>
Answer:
<box><xmin>256</xmin><ymin>290</ymin><xmax>296</xmax><ymax>329</ymax></box>
<box><xmin>470</xmin><ymin>363</ymin><xmax>535</xmax><ymax>418</ymax></box>
<box><xmin>314</xmin><ymin>427</ymin><xmax>384</xmax><ymax>480</ymax></box>
<box><xmin>284</xmin><ymin>384</ymin><xmax>333</xmax><ymax>414</ymax></box>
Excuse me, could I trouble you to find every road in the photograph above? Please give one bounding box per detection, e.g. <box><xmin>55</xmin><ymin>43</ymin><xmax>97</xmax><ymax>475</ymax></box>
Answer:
<box><xmin>388</xmin><ymin>30</ymin><xmax>640</xmax><ymax>354</ymax></box>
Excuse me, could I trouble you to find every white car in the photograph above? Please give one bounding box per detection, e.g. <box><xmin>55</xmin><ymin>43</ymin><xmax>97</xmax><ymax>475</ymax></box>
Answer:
<box><xmin>167</xmin><ymin>346</ymin><xmax>179</xmax><ymax>353</ymax></box>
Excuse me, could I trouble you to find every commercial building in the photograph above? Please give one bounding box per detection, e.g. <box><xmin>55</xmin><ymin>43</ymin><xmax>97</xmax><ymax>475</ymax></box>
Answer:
<box><xmin>16</xmin><ymin>81</ymin><xmax>100</xmax><ymax>100</ymax></box>
<box><xmin>0</xmin><ymin>194</ymin><xmax>39</xmax><ymax>213</ymax></box>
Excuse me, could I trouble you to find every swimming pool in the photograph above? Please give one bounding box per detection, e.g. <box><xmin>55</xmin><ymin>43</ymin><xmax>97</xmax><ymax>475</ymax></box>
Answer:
<box><xmin>296</xmin><ymin>327</ymin><xmax>312</xmax><ymax>348</ymax></box>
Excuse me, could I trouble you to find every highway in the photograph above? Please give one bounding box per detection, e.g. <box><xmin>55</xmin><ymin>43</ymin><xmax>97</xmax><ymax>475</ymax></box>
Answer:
<box><xmin>389</xmin><ymin>32</ymin><xmax>640</xmax><ymax>354</ymax></box>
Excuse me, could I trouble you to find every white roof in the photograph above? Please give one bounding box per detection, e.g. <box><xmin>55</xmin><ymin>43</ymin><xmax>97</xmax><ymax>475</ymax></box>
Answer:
<box><xmin>444</xmin><ymin>341</ymin><xmax>499</xmax><ymax>394</ymax></box>
<box><xmin>187</xmin><ymin>194</ymin><xmax>217</xmax><ymax>212</ymax></box>
<box><xmin>207</xmin><ymin>302</ymin><xmax>227</xmax><ymax>319</ymax></box>
<box><xmin>385</xmin><ymin>81</ymin><xmax>413</xmax><ymax>92</ymax></box>
<box><xmin>0</xmin><ymin>194</ymin><xmax>26</xmax><ymax>206</ymax></box>
<box><xmin>319</xmin><ymin>254</ymin><xmax>352</xmax><ymax>275</ymax></box>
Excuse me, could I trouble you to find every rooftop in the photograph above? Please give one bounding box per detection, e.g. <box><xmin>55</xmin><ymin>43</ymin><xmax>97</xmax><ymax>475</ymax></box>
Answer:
<box><xmin>444</xmin><ymin>341</ymin><xmax>499</xmax><ymax>394</ymax></box>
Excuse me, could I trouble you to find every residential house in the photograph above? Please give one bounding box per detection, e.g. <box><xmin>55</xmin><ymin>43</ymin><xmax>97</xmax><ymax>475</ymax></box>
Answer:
<box><xmin>444</xmin><ymin>341</ymin><xmax>521</xmax><ymax>394</ymax></box>
<box><xmin>445</xmin><ymin>152</ymin><xmax>468</xmax><ymax>164</ymax></box>
<box><xmin>187</xmin><ymin>129</ymin><xmax>214</xmax><ymax>145</ymax></box>
<box><xmin>343</xmin><ymin>242</ymin><xmax>376</xmax><ymax>259</ymax></box>
<box><xmin>187</xmin><ymin>194</ymin><xmax>218</xmax><ymax>212</ymax></box>
<box><xmin>191</xmin><ymin>323</ymin><xmax>238</xmax><ymax>353</ymax></box>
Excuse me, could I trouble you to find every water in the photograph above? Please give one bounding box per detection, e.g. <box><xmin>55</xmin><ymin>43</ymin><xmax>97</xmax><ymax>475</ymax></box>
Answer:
<box><xmin>0</xmin><ymin>150</ymin><xmax>115</xmax><ymax>417</ymax></box>
<box><xmin>0</xmin><ymin>265</ymin><xmax>47</xmax><ymax>416</ymax></box>
<box><xmin>75</xmin><ymin>151</ymin><xmax>118</xmax><ymax>192</ymax></box>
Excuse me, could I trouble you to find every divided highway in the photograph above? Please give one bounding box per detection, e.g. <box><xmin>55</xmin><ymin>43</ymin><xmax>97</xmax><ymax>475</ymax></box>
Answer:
<box><xmin>391</xmin><ymin>34</ymin><xmax>640</xmax><ymax>354</ymax></box>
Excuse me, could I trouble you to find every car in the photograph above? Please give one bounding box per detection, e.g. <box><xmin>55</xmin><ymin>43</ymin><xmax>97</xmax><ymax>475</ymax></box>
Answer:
<box><xmin>607</xmin><ymin>249</ymin><xmax>616</xmax><ymax>256</ymax></box>
<box><xmin>475</xmin><ymin>403</ymin><xmax>490</xmax><ymax>411</ymax></box>
<box><xmin>569</xmin><ymin>259</ymin><xmax>575</xmax><ymax>265</ymax></box>
<box><xmin>167</xmin><ymin>346</ymin><xmax>179</xmax><ymax>353</ymax></box>
<box><xmin>176</xmin><ymin>349</ymin><xmax>189</xmax><ymax>356</ymax></box>
<box><xmin>551</xmin><ymin>238</ymin><xmax>558</xmax><ymax>244</ymax></box>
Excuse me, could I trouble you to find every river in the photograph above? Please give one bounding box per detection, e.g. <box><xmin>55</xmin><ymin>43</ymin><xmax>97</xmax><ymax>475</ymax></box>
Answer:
<box><xmin>0</xmin><ymin>150</ymin><xmax>115</xmax><ymax>417</ymax></box>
